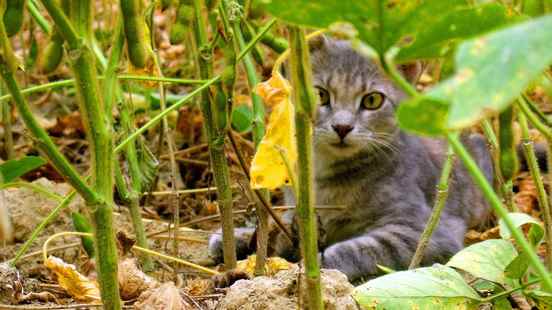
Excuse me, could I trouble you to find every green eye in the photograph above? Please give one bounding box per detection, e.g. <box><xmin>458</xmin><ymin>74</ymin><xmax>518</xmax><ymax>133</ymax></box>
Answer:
<box><xmin>361</xmin><ymin>92</ymin><xmax>385</xmax><ymax>110</ymax></box>
<box><xmin>316</xmin><ymin>87</ymin><xmax>330</xmax><ymax>106</ymax></box>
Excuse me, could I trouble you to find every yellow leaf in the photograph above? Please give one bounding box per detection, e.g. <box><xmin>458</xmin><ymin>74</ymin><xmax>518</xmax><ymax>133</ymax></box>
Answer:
<box><xmin>250</xmin><ymin>73</ymin><xmax>297</xmax><ymax>190</ymax></box>
<box><xmin>236</xmin><ymin>255</ymin><xmax>294</xmax><ymax>277</ymax></box>
<box><xmin>44</xmin><ymin>256</ymin><xmax>101</xmax><ymax>302</ymax></box>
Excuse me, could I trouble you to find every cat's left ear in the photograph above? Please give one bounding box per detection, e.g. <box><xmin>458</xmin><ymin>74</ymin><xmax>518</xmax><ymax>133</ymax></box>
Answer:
<box><xmin>398</xmin><ymin>61</ymin><xmax>423</xmax><ymax>84</ymax></box>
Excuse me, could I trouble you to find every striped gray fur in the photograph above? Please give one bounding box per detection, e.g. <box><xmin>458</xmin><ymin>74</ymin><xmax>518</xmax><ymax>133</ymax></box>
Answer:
<box><xmin>209</xmin><ymin>37</ymin><xmax>493</xmax><ymax>282</ymax></box>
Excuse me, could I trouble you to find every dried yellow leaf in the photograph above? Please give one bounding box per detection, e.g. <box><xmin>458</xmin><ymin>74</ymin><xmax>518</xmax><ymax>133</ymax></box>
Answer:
<box><xmin>44</xmin><ymin>256</ymin><xmax>101</xmax><ymax>302</ymax></box>
<box><xmin>250</xmin><ymin>73</ymin><xmax>297</xmax><ymax>190</ymax></box>
<box><xmin>236</xmin><ymin>255</ymin><xmax>294</xmax><ymax>277</ymax></box>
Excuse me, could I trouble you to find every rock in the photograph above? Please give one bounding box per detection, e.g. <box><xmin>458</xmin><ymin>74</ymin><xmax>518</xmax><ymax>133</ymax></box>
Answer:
<box><xmin>2</xmin><ymin>178</ymin><xmax>78</xmax><ymax>242</ymax></box>
<box><xmin>217</xmin><ymin>265</ymin><xmax>359</xmax><ymax>310</ymax></box>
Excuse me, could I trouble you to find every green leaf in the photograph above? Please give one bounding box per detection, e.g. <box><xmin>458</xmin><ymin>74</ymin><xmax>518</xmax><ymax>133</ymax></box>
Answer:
<box><xmin>353</xmin><ymin>264</ymin><xmax>481</xmax><ymax>309</ymax></box>
<box><xmin>396</xmin><ymin>3</ymin><xmax>516</xmax><ymax>61</ymax></box>
<box><xmin>0</xmin><ymin>156</ymin><xmax>47</xmax><ymax>184</ymax></box>
<box><xmin>446</xmin><ymin>239</ymin><xmax>517</xmax><ymax>284</ymax></box>
<box><xmin>262</xmin><ymin>0</ymin><xmax>468</xmax><ymax>55</ymax></box>
<box><xmin>71</xmin><ymin>212</ymin><xmax>95</xmax><ymax>258</ymax></box>
<box><xmin>504</xmin><ymin>253</ymin><xmax>530</xmax><ymax>279</ymax></box>
<box><xmin>231</xmin><ymin>105</ymin><xmax>253</xmax><ymax>133</ymax></box>
<box><xmin>396</xmin><ymin>97</ymin><xmax>449</xmax><ymax>136</ymax></box>
<box><xmin>497</xmin><ymin>213</ymin><xmax>543</xmax><ymax>279</ymax></box>
<box><xmin>262</xmin><ymin>0</ymin><xmax>513</xmax><ymax>62</ymax></box>
<box><xmin>398</xmin><ymin>14</ymin><xmax>552</xmax><ymax>136</ymax></box>
<box><xmin>498</xmin><ymin>212</ymin><xmax>544</xmax><ymax>245</ymax></box>
<box><xmin>444</xmin><ymin>14</ymin><xmax>552</xmax><ymax>129</ymax></box>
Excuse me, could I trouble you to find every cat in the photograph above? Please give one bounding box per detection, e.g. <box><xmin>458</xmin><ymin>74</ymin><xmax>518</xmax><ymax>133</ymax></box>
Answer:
<box><xmin>209</xmin><ymin>36</ymin><xmax>494</xmax><ymax>282</ymax></box>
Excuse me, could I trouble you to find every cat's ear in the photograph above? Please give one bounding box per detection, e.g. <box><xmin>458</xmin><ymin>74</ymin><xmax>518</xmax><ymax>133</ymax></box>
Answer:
<box><xmin>308</xmin><ymin>34</ymin><xmax>330</xmax><ymax>53</ymax></box>
<box><xmin>398</xmin><ymin>61</ymin><xmax>423</xmax><ymax>84</ymax></box>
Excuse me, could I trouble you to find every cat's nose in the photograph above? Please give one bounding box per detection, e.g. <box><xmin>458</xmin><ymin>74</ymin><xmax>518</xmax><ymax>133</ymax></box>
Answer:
<box><xmin>332</xmin><ymin>124</ymin><xmax>354</xmax><ymax>140</ymax></box>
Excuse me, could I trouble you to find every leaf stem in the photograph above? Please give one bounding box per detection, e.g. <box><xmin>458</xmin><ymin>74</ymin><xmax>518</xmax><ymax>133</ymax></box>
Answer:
<box><xmin>409</xmin><ymin>146</ymin><xmax>455</xmax><ymax>269</ymax></box>
<box><xmin>518</xmin><ymin>99</ymin><xmax>552</xmax><ymax>270</ymax></box>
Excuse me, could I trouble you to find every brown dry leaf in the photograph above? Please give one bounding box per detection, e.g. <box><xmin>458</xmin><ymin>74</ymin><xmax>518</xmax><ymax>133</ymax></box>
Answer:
<box><xmin>183</xmin><ymin>278</ymin><xmax>213</xmax><ymax>296</ymax></box>
<box><xmin>464</xmin><ymin>226</ymin><xmax>500</xmax><ymax>245</ymax></box>
<box><xmin>134</xmin><ymin>282</ymin><xmax>192</xmax><ymax>310</ymax></box>
<box><xmin>514</xmin><ymin>175</ymin><xmax>538</xmax><ymax>215</ymax></box>
<box><xmin>236</xmin><ymin>255</ymin><xmax>294</xmax><ymax>277</ymax></box>
<box><xmin>48</xmin><ymin>111</ymin><xmax>85</xmax><ymax>137</ymax></box>
<box><xmin>118</xmin><ymin>258</ymin><xmax>159</xmax><ymax>300</ymax></box>
<box><xmin>44</xmin><ymin>256</ymin><xmax>101</xmax><ymax>302</ymax></box>
<box><xmin>250</xmin><ymin>72</ymin><xmax>297</xmax><ymax>190</ymax></box>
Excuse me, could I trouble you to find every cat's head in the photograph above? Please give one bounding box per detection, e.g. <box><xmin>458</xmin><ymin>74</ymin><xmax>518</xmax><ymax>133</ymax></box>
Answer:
<box><xmin>309</xmin><ymin>37</ymin><xmax>420</xmax><ymax>161</ymax></box>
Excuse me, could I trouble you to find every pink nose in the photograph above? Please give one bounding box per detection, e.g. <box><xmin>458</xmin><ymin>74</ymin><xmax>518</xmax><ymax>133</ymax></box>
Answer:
<box><xmin>332</xmin><ymin>124</ymin><xmax>353</xmax><ymax>140</ymax></box>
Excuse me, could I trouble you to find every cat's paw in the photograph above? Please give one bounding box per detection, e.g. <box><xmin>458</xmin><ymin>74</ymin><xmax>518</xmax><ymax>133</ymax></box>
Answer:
<box><xmin>207</xmin><ymin>231</ymin><xmax>225</xmax><ymax>264</ymax></box>
<box><xmin>207</xmin><ymin>227</ymin><xmax>256</xmax><ymax>264</ymax></box>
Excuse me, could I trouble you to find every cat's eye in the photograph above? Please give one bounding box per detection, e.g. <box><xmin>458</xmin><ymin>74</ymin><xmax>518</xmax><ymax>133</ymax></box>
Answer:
<box><xmin>361</xmin><ymin>92</ymin><xmax>385</xmax><ymax>110</ymax></box>
<box><xmin>316</xmin><ymin>87</ymin><xmax>331</xmax><ymax>106</ymax></box>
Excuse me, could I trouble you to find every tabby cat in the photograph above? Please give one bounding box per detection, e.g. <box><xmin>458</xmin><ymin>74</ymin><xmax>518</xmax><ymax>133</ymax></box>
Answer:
<box><xmin>209</xmin><ymin>37</ymin><xmax>493</xmax><ymax>282</ymax></box>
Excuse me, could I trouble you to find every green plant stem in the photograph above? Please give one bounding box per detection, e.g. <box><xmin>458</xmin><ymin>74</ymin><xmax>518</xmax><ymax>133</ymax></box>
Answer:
<box><xmin>38</xmin><ymin>1</ymin><xmax>121</xmax><ymax>307</ymax></box>
<box><xmin>1</xmin><ymin>92</ymin><xmax>14</xmax><ymax>159</ymax></box>
<box><xmin>448</xmin><ymin>133</ymin><xmax>552</xmax><ymax>291</ymax></box>
<box><xmin>0</xmin><ymin>75</ymin><xmax>207</xmax><ymax>103</ymax></box>
<box><xmin>518</xmin><ymin>100</ymin><xmax>552</xmax><ymax>270</ymax></box>
<box><xmin>112</xmin><ymin>20</ymin><xmax>153</xmax><ymax>271</ymax></box>
<box><xmin>409</xmin><ymin>147</ymin><xmax>454</xmax><ymax>269</ymax></box>
<box><xmin>10</xmin><ymin>190</ymin><xmax>77</xmax><ymax>266</ymax></box>
<box><xmin>0</xmin><ymin>181</ymin><xmax>63</xmax><ymax>202</ymax></box>
<box><xmin>289</xmin><ymin>26</ymin><xmax>323</xmax><ymax>310</ymax></box>
<box><xmin>224</xmin><ymin>0</ymin><xmax>269</xmax><ymax>276</ymax></box>
<box><xmin>192</xmin><ymin>0</ymin><xmax>237</xmax><ymax>269</ymax></box>
<box><xmin>27</xmin><ymin>0</ymin><xmax>52</xmax><ymax>34</ymax></box>
<box><xmin>482</xmin><ymin>119</ymin><xmax>510</xmax><ymax>203</ymax></box>
<box><xmin>481</xmin><ymin>278</ymin><xmax>541</xmax><ymax>303</ymax></box>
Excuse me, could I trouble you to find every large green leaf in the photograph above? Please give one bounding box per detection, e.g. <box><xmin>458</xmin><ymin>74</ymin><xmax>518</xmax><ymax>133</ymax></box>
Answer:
<box><xmin>396</xmin><ymin>3</ymin><xmax>516</xmax><ymax>61</ymax></box>
<box><xmin>446</xmin><ymin>239</ymin><xmax>517</xmax><ymax>284</ymax></box>
<box><xmin>399</xmin><ymin>14</ymin><xmax>552</xmax><ymax>136</ymax></box>
<box><xmin>0</xmin><ymin>156</ymin><xmax>47</xmax><ymax>184</ymax></box>
<box><xmin>262</xmin><ymin>0</ymin><xmax>513</xmax><ymax>62</ymax></box>
<box><xmin>353</xmin><ymin>264</ymin><xmax>481</xmax><ymax>309</ymax></box>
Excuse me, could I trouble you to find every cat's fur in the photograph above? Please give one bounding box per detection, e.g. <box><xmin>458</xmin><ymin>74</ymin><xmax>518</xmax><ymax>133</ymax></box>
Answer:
<box><xmin>209</xmin><ymin>37</ymin><xmax>493</xmax><ymax>282</ymax></box>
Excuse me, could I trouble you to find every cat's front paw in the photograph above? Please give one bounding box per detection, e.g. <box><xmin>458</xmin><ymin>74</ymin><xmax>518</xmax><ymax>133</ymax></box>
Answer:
<box><xmin>320</xmin><ymin>243</ymin><xmax>374</xmax><ymax>281</ymax></box>
<box><xmin>207</xmin><ymin>227</ymin><xmax>256</xmax><ymax>264</ymax></box>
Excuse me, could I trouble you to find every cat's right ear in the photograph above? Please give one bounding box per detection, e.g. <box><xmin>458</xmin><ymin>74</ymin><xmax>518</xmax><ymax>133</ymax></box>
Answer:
<box><xmin>308</xmin><ymin>34</ymin><xmax>329</xmax><ymax>53</ymax></box>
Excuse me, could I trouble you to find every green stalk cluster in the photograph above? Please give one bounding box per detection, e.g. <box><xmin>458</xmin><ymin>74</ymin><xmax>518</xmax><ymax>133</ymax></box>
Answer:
<box><xmin>192</xmin><ymin>0</ymin><xmax>237</xmax><ymax>269</ymax></box>
<box><xmin>289</xmin><ymin>26</ymin><xmax>323</xmax><ymax>310</ymax></box>
<box><xmin>38</xmin><ymin>0</ymin><xmax>121</xmax><ymax>307</ymax></box>
<box><xmin>120</xmin><ymin>0</ymin><xmax>150</xmax><ymax>68</ymax></box>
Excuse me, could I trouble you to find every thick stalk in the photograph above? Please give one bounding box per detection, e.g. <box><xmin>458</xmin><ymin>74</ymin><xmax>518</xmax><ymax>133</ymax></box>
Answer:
<box><xmin>289</xmin><ymin>26</ymin><xmax>323</xmax><ymax>309</ymax></box>
<box><xmin>448</xmin><ymin>133</ymin><xmax>552</xmax><ymax>291</ymax></box>
<box><xmin>38</xmin><ymin>1</ymin><xmax>121</xmax><ymax>308</ymax></box>
<box><xmin>192</xmin><ymin>0</ymin><xmax>237</xmax><ymax>269</ymax></box>
<box><xmin>518</xmin><ymin>100</ymin><xmax>552</xmax><ymax>270</ymax></box>
<box><xmin>409</xmin><ymin>147</ymin><xmax>454</xmax><ymax>269</ymax></box>
<box><xmin>224</xmin><ymin>0</ymin><xmax>269</xmax><ymax>276</ymax></box>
